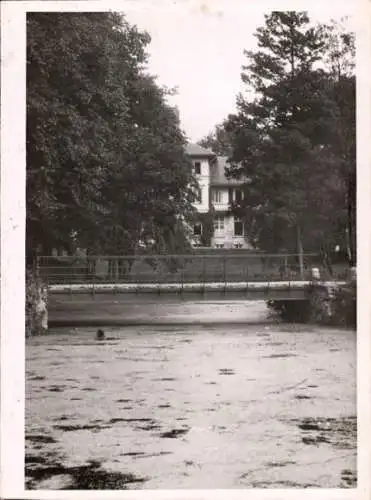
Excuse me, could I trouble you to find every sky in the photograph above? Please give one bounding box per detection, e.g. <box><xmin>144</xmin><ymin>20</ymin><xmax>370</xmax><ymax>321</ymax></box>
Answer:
<box><xmin>123</xmin><ymin>2</ymin><xmax>357</xmax><ymax>142</ymax></box>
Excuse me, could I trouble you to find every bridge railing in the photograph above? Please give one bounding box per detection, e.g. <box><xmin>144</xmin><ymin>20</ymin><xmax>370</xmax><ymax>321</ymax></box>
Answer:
<box><xmin>37</xmin><ymin>253</ymin><xmax>348</xmax><ymax>285</ymax></box>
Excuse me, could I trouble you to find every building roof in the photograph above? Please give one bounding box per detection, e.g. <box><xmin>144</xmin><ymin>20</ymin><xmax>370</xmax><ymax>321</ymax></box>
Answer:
<box><xmin>185</xmin><ymin>143</ymin><xmax>215</xmax><ymax>157</ymax></box>
<box><xmin>210</xmin><ymin>156</ymin><xmax>245</xmax><ymax>186</ymax></box>
<box><xmin>185</xmin><ymin>144</ymin><xmax>247</xmax><ymax>186</ymax></box>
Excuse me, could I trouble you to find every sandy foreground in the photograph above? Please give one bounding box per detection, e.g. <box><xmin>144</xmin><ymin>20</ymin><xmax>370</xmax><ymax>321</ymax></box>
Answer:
<box><xmin>26</xmin><ymin>301</ymin><xmax>356</xmax><ymax>489</ymax></box>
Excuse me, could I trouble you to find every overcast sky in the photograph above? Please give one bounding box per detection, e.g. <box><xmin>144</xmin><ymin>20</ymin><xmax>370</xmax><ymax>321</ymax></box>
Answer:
<box><xmin>123</xmin><ymin>3</ymin><xmax>356</xmax><ymax>142</ymax></box>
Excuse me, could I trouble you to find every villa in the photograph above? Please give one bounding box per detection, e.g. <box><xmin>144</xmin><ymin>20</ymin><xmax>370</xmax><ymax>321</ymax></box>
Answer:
<box><xmin>185</xmin><ymin>143</ymin><xmax>251</xmax><ymax>249</ymax></box>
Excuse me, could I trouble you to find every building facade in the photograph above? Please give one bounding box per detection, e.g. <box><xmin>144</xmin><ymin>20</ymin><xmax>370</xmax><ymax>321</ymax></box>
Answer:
<box><xmin>185</xmin><ymin>143</ymin><xmax>252</xmax><ymax>249</ymax></box>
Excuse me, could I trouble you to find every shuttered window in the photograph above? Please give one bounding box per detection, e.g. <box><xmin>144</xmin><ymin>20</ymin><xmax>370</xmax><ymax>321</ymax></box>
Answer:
<box><xmin>211</xmin><ymin>190</ymin><xmax>222</xmax><ymax>203</ymax></box>
<box><xmin>234</xmin><ymin>218</ymin><xmax>243</xmax><ymax>236</ymax></box>
<box><xmin>213</xmin><ymin>216</ymin><xmax>225</xmax><ymax>232</ymax></box>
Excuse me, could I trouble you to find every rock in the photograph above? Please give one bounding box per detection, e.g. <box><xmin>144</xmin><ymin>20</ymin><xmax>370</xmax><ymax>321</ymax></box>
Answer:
<box><xmin>348</xmin><ymin>267</ymin><xmax>356</xmax><ymax>281</ymax></box>
<box><xmin>311</xmin><ymin>267</ymin><xmax>320</xmax><ymax>280</ymax></box>
<box><xmin>37</xmin><ymin>474</ymin><xmax>74</xmax><ymax>489</ymax></box>
<box><xmin>96</xmin><ymin>329</ymin><xmax>105</xmax><ymax>341</ymax></box>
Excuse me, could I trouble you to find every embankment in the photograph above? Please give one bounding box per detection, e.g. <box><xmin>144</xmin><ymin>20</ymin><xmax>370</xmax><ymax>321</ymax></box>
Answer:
<box><xmin>268</xmin><ymin>281</ymin><xmax>356</xmax><ymax>327</ymax></box>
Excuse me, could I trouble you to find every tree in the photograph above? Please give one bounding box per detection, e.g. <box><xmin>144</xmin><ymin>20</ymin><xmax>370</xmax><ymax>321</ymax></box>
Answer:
<box><xmin>224</xmin><ymin>12</ymin><xmax>355</xmax><ymax>271</ymax></box>
<box><xmin>27</xmin><ymin>13</ymin><xmax>134</xmax><ymax>258</ymax></box>
<box><xmin>27</xmin><ymin>12</ymin><xmax>195</xmax><ymax>266</ymax></box>
<box><xmin>321</xmin><ymin>20</ymin><xmax>356</xmax><ymax>264</ymax></box>
<box><xmin>196</xmin><ymin>207</ymin><xmax>216</xmax><ymax>247</ymax></box>
<box><xmin>198</xmin><ymin>121</ymin><xmax>234</xmax><ymax>156</ymax></box>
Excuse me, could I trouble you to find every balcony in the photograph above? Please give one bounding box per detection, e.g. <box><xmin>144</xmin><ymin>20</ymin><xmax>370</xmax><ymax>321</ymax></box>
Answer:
<box><xmin>211</xmin><ymin>201</ymin><xmax>230</xmax><ymax>212</ymax></box>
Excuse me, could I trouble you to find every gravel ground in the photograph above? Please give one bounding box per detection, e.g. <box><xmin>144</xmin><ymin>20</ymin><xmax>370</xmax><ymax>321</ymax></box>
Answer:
<box><xmin>26</xmin><ymin>301</ymin><xmax>356</xmax><ymax>490</ymax></box>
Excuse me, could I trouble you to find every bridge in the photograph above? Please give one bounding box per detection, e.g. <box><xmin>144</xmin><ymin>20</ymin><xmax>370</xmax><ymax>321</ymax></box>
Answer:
<box><xmin>36</xmin><ymin>253</ymin><xmax>350</xmax><ymax>326</ymax></box>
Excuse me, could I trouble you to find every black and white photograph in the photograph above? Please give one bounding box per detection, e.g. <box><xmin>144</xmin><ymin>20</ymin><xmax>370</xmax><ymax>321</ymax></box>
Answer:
<box><xmin>1</xmin><ymin>0</ymin><xmax>370</xmax><ymax>496</ymax></box>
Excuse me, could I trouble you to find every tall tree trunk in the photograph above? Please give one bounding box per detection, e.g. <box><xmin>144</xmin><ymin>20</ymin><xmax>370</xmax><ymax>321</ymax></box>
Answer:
<box><xmin>345</xmin><ymin>227</ymin><xmax>352</xmax><ymax>266</ymax></box>
<box><xmin>296</xmin><ymin>224</ymin><xmax>304</xmax><ymax>279</ymax></box>
<box><xmin>351</xmin><ymin>203</ymin><xmax>356</xmax><ymax>266</ymax></box>
<box><xmin>347</xmin><ymin>174</ymin><xmax>356</xmax><ymax>267</ymax></box>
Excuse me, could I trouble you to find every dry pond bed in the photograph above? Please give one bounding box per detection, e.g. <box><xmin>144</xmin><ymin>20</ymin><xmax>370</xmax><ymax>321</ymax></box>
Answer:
<box><xmin>26</xmin><ymin>307</ymin><xmax>356</xmax><ymax>489</ymax></box>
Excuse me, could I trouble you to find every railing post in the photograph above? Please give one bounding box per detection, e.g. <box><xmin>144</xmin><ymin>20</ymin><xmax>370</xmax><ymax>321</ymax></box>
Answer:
<box><xmin>92</xmin><ymin>265</ymin><xmax>95</xmax><ymax>298</ymax></box>
<box><xmin>202</xmin><ymin>256</ymin><xmax>206</xmax><ymax>285</ymax></box>
<box><xmin>223</xmin><ymin>255</ymin><xmax>227</xmax><ymax>285</ymax></box>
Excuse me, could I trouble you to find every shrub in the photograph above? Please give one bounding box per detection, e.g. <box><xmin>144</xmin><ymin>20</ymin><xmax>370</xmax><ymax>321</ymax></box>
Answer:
<box><xmin>267</xmin><ymin>299</ymin><xmax>311</xmax><ymax>322</ymax></box>
<box><xmin>267</xmin><ymin>281</ymin><xmax>356</xmax><ymax>327</ymax></box>
<box><xmin>26</xmin><ymin>268</ymin><xmax>48</xmax><ymax>336</ymax></box>
<box><xmin>330</xmin><ymin>282</ymin><xmax>356</xmax><ymax>328</ymax></box>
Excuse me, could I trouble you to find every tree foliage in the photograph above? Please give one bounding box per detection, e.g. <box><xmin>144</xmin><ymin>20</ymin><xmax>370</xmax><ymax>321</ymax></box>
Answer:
<box><xmin>218</xmin><ymin>12</ymin><xmax>355</xmax><ymax>262</ymax></box>
<box><xmin>27</xmin><ymin>12</ymin><xmax>195</xmax><ymax>262</ymax></box>
<box><xmin>198</xmin><ymin>121</ymin><xmax>234</xmax><ymax>156</ymax></box>
<box><xmin>321</xmin><ymin>19</ymin><xmax>356</xmax><ymax>263</ymax></box>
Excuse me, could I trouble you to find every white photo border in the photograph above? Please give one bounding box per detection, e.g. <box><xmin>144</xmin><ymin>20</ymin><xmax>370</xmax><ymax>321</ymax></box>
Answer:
<box><xmin>1</xmin><ymin>0</ymin><xmax>370</xmax><ymax>498</ymax></box>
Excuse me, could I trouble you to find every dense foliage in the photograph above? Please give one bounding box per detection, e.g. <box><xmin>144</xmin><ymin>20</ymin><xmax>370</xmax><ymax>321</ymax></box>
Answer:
<box><xmin>27</xmin><ymin>12</ymin><xmax>195</xmax><ymax>264</ymax></box>
<box><xmin>200</xmin><ymin>13</ymin><xmax>355</xmax><ymax>265</ymax></box>
<box><xmin>330</xmin><ymin>282</ymin><xmax>356</xmax><ymax>327</ymax></box>
<box><xmin>268</xmin><ymin>281</ymin><xmax>356</xmax><ymax>327</ymax></box>
<box><xmin>196</xmin><ymin>209</ymin><xmax>216</xmax><ymax>247</ymax></box>
<box><xmin>198</xmin><ymin>122</ymin><xmax>233</xmax><ymax>156</ymax></box>
<box><xmin>26</xmin><ymin>269</ymin><xmax>47</xmax><ymax>336</ymax></box>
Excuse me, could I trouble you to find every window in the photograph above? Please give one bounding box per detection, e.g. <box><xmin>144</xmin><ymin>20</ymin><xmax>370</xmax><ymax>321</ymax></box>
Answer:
<box><xmin>213</xmin><ymin>216</ymin><xmax>225</xmax><ymax>232</ymax></box>
<box><xmin>211</xmin><ymin>189</ymin><xmax>222</xmax><ymax>203</ymax></box>
<box><xmin>234</xmin><ymin>217</ymin><xmax>243</xmax><ymax>236</ymax></box>
<box><xmin>193</xmin><ymin>223</ymin><xmax>202</xmax><ymax>236</ymax></box>
<box><xmin>194</xmin><ymin>162</ymin><xmax>201</xmax><ymax>175</ymax></box>
<box><xmin>234</xmin><ymin>243</ymin><xmax>243</xmax><ymax>249</ymax></box>
<box><xmin>234</xmin><ymin>188</ymin><xmax>244</xmax><ymax>203</ymax></box>
<box><xmin>215</xmin><ymin>243</ymin><xmax>224</xmax><ymax>249</ymax></box>
<box><xmin>193</xmin><ymin>186</ymin><xmax>202</xmax><ymax>203</ymax></box>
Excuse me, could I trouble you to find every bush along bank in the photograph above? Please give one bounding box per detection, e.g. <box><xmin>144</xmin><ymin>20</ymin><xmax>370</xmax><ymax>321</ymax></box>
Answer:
<box><xmin>26</xmin><ymin>268</ymin><xmax>48</xmax><ymax>336</ymax></box>
<box><xmin>267</xmin><ymin>281</ymin><xmax>356</xmax><ymax>328</ymax></box>
<box><xmin>329</xmin><ymin>281</ymin><xmax>356</xmax><ymax>327</ymax></box>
